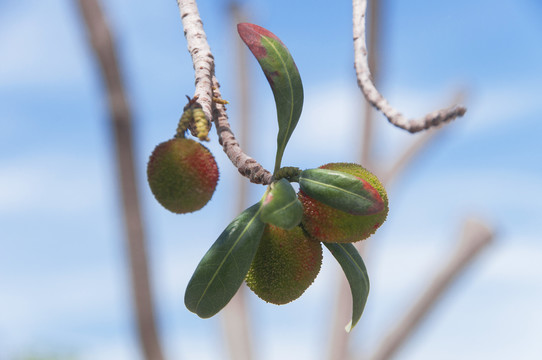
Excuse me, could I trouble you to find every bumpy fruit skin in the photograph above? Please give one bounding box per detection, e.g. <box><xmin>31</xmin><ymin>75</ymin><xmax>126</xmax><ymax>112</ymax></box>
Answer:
<box><xmin>147</xmin><ymin>138</ymin><xmax>219</xmax><ymax>214</ymax></box>
<box><xmin>245</xmin><ymin>225</ymin><xmax>322</xmax><ymax>305</ymax></box>
<box><xmin>299</xmin><ymin>163</ymin><xmax>388</xmax><ymax>243</ymax></box>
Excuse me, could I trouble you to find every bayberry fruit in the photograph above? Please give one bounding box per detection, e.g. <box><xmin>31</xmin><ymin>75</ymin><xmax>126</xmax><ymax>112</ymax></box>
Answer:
<box><xmin>147</xmin><ymin>138</ymin><xmax>219</xmax><ymax>214</ymax></box>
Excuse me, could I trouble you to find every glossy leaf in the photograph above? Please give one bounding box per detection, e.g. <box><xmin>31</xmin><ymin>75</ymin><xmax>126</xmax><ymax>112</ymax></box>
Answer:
<box><xmin>324</xmin><ymin>242</ymin><xmax>369</xmax><ymax>332</ymax></box>
<box><xmin>299</xmin><ymin>168</ymin><xmax>384</xmax><ymax>215</ymax></box>
<box><xmin>185</xmin><ymin>203</ymin><xmax>265</xmax><ymax>318</ymax></box>
<box><xmin>260</xmin><ymin>179</ymin><xmax>303</xmax><ymax>230</ymax></box>
<box><xmin>237</xmin><ymin>23</ymin><xmax>304</xmax><ymax>174</ymax></box>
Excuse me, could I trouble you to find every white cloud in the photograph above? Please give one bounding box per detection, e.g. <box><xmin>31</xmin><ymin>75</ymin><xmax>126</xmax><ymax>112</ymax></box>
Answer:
<box><xmin>0</xmin><ymin>152</ymin><xmax>108</xmax><ymax>214</ymax></box>
<box><xmin>411</xmin><ymin>168</ymin><xmax>541</xmax><ymax>223</ymax></box>
<box><xmin>464</xmin><ymin>80</ymin><xmax>542</xmax><ymax>133</ymax></box>
<box><xmin>478</xmin><ymin>238</ymin><xmax>542</xmax><ymax>284</ymax></box>
<box><xmin>265</xmin><ymin>80</ymin><xmax>373</xmax><ymax>169</ymax></box>
<box><xmin>370</xmin><ymin>233</ymin><xmax>542</xmax><ymax>300</ymax></box>
<box><xmin>0</xmin><ymin>261</ymin><xmax>129</xmax><ymax>356</ymax></box>
<box><xmin>80</xmin><ymin>341</ymin><xmax>140</xmax><ymax>360</ymax></box>
<box><xmin>170</xmin><ymin>335</ymin><xmax>228</xmax><ymax>360</ymax></box>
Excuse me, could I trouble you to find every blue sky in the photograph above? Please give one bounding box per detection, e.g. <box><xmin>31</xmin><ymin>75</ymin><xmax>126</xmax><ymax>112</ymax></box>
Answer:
<box><xmin>1</xmin><ymin>0</ymin><xmax>541</xmax><ymax>359</ymax></box>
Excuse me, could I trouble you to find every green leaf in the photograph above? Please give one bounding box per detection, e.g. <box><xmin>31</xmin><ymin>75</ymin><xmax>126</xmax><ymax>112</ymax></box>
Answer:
<box><xmin>237</xmin><ymin>23</ymin><xmax>304</xmax><ymax>174</ymax></box>
<box><xmin>185</xmin><ymin>203</ymin><xmax>265</xmax><ymax>318</ymax></box>
<box><xmin>299</xmin><ymin>168</ymin><xmax>384</xmax><ymax>215</ymax></box>
<box><xmin>260</xmin><ymin>179</ymin><xmax>303</xmax><ymax>230</ymax></box>
<box><xmin>324</xmin><ymin>242</ymin><xmax>369</xmax><ymax>332</ymax></box>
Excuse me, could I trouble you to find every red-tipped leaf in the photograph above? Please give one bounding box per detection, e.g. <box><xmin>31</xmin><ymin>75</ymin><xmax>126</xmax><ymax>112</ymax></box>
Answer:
<box><xmin>238</xmin><ymin>23</ymin><xmax>304</xmax><ymax>174</ymax></box>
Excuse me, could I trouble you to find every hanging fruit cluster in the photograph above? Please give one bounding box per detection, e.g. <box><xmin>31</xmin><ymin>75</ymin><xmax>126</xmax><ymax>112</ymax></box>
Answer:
<box><xmin>147</xmin><ymin>23</ymin><xmax>388</xmax><ymax>332</ymax></box>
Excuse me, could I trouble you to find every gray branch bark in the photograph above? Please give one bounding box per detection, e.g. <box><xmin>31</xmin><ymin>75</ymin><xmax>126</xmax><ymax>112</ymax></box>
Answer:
<box><xmin>353</xmin><ymin>0</ymin><xmax>467</xmax><ymax>133</ymax></box>
<box><xmin>176</xmin><ymin>0</ymin><xmax>272</xmax><ymax>184</ymax></box>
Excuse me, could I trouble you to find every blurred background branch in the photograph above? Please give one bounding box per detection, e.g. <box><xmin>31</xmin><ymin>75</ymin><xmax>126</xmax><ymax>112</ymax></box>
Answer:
<box><xmin>327</xmin><ymin>0</ymin><xmax>383</xmax><ymax>357</ymax></box>
<box><xmin>217</xmin><ymin>3</ymin><xmax>255</xmax><ymax>360</ymax></box>
<box><xmin>75</xmin><ymin>0</ymin><xmax>165</xmax><ymax>359</ymax></box>
<box><xmin>369</xmin><ymin>218</ymin><xmax>494</xmax><ymax>360</ymax></box>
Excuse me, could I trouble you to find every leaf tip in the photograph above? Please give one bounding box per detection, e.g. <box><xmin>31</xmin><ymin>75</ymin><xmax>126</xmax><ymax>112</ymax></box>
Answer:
<box><xmin>237</xmin><ymin>22</ymin><xmax>281</xmax><ymax>41</ymax></box>
<box><xmin>237</xmin><ymin>22</ymin><xmax>285</xmax><ymax>60</ymax></box>
<box><xmin>345</xmin><ymin>320</ymin><xmax>353</xmax><ymax>333</ymax></box>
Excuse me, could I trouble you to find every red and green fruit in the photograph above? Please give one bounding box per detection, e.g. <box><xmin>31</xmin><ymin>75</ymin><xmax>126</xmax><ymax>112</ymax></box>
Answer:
<box><xmin>245</xmin><ymin>224</ymin><xmax>322</xmax><ymax>305</ymax></box>
<box><xmin>147</xmin><ymin>138</ymin><xmax>219</xmax><ymax>214</ymax></box>
<box><xmin>299</xmin><ymin>162</ymin><xmax>388</xmax><ymax>243</ymax></box>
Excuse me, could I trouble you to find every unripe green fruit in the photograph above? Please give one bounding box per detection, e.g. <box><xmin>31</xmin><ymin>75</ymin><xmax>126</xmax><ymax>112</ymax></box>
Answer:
<box><xmin>245</xmin><ymin>225</ymin><xmax>322</xmax><ymax>305</ymax></box>
<box><xmin>147</xmin><ymin>138</ymin><xmax>219</xmax><ymax>214</ymax></box>
<box><xmin>299</xmin><ymin>163</ymin><xmax>388</xmax><ymax>243</ymax></box>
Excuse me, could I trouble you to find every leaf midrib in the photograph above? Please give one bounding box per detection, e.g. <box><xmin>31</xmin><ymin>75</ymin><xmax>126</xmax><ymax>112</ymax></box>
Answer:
<box><xmin>337</xmin><ymin>243</ymin><xmax>369</xmax><ymax>287</ymax></box>
<box><xmin>301</xmin><ymin>177</ymin><xmax>372</xmax><ymax>203</ymax></box>
<box><xmin>335</xmin><ymin>243</ymin><xmax>369</xmax><ymax>329</ymax></box>
<box><xmin>261</xmin><ymin>36</ymin><xmax>295</xmax><ymax>173</ymax></box>
<box><xmin>195</xmin><ymin>207</ymin><xmax>262</xmax><ymax>312</ymax></box>
<box><xmin>268</xmin><ymin>197</ymin><xmax>299</xmax><ymax>217</ymax></box>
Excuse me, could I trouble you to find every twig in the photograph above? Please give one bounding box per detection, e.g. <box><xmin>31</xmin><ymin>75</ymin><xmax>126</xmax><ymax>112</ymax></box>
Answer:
<box><xmin>176</xmin><ymin>0</ymin><xmax>272</xmax><ymax>184</ymax></box>
<box><xmin>359</xmin><ymin>0</ymin><xmax>382</xmax><ymax>170</ymax></box>
<box><xmin>75</xmin><ymin>1</ymin><xmax>165</xmax><ymax>360</ymax></box>
<box><xmin>176</xmin><ymin>0</ymin><xmax>214</xmax><ymax>124</ymax></box>
<box><xmin>211</xmin><ymin>77</ymin><xmax>273</xmax><ymax>184</ymax></box>
<box><xmin>353</xmin><ymin>0</ymin><xmax>467</xmax><ymax>133</ymax></box>
<box><xmin>367</xmin><ymin>218</ymin><xmax>494</xmax><ymax>360</ymax></box>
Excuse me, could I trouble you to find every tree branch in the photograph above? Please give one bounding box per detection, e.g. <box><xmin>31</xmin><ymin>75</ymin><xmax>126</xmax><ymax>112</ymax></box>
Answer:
<box><xmin>176</xmin><ymin>0</ymin><xmax>272</xmax><ymax>185</ymax></box>
<box><xmin>176</xmin><ymin>0</ymin><xmax>214</xmax><ymax>124</ymax></box>
<box><xmin>211</xmin><ymin>77</ymin><xmax>273</xmax><ymax>184</ymax></box>
<box><xmin>353</xmin><ymin>0</ymin><xmax>467</xmax><ymax>133</ymax></box>
<box><xmin>359</xmin><ymin>0</ymin><xmax>383</xmax><ymax>170</ymax></box>
<box><xmin>76</xmin><ymin>1</ymin><xmax>165</xmax><ymax>359</ymax></box>
<box><xmin>368</xmin><ymin>218</ymin><xmax>494</xmax><ymax>360</ymax></box>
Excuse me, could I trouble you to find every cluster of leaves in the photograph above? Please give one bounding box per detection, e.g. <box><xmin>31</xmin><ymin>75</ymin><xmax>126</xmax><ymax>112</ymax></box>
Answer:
<box><xmin>179</xmin><ymin>24</ymin><xmax>388</xmax><ymax>331</ymax></box>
